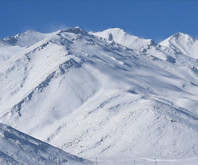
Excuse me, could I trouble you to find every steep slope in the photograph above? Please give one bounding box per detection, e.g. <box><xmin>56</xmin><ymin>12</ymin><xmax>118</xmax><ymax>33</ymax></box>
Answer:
<box><xmin>0</xmin><ymin>27</ymin><xmax>198</xmax><ymax>161</ymax></box>
<box><xmin>0</xmin><ymin>123</ymin><xmax>91</xmax><ymax>165</ymax></box>
<box><xmin>91</xmin><ymin>28</ymin><xmax>155</xmax><ymax>50</ymax></box>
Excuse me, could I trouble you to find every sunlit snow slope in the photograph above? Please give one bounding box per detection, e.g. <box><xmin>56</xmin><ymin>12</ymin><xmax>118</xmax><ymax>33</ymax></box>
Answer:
<box><xmin>0</xmin><ymin>123</ymin><xmax>91</xmax><ymax>165</ymax></box>
<box><xmin>0</xmin><ymin>27</ymin><xmax>198</xmax><ymax>161</ymax></box>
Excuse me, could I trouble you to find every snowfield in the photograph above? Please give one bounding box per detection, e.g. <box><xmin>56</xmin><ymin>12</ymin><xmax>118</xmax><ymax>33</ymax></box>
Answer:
<box><xmin>0</xmin><ymin>27</ymin><xmax>198</xmax><ymax>164</ymax></box>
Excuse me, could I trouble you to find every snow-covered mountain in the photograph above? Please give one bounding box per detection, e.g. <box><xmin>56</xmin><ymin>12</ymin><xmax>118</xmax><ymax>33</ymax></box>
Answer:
<box><xmin>0</xmin><ymin>27</ymin><xmax>198</xmax><ymax>163</ymax></box>
<box><xmin>160</xmin><ymin>32</ymin><xmax>198</xmax><ymax>59</ymax></box>
<box><xmin>2</xmin><ymin>30</ymin><xmax>52</xmax><ymax>48</ymax></box>
<box><xmin>91</xmin><ymin>28</ymin><xmax>155</xmax><ymax>50</ymax></box>
<box><xmin>0</xmin><ymin>123</ymin><xmax>91</xmax><ymax>165</ymax></box>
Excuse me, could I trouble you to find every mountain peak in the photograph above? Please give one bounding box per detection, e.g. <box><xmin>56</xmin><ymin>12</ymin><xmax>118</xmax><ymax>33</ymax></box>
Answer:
<box><xmin>102</xmin><ymin>28</ymin><xmax>125</xmax><ymax>34</ymax></box>
<box><xmin>91</xmin><ymin>28</ymin><xmax>154</xmax><ymax>50</ymax></box>
<box><xmin>171</xmin><ymin>32</ymin><xmax>194</xmax><ymax>41</ymax></box>
<box><xmin>160</xmin><ymin>32</ymin><xmax>195</xmax><ymax>47</ymax></box>
<box><xmin>2</xmin><ymin>30</ymin><xmax>49</xmax><ymax>47</ymax></box>
<box><xmin>59</xmin><ymin>27</ymin><xmax>87</xmax><ymax>35</ymax></box>
<box><xmin>159</xmin><ymin>32</ymin><xmax>198</xmax><ymax>59</ymax></box>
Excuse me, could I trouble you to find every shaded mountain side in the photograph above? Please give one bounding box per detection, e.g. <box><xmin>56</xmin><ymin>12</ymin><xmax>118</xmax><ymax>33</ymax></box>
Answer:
<box><xmin>0</xmin><ymin>123</ymin><xmax>92</xmax><ymax>165</ymax></box>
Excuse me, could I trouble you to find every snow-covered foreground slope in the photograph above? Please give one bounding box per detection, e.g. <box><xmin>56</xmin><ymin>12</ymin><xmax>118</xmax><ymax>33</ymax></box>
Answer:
<box><xmin>97</xmin><ymin>157</ymin><xmax>198</xmax><ymax>165</ymax></box>
<box><xmin>0</xmin><ymin>123</ymin><xmax>91</xmax><ymax>165</ymax></box>
<box><xmin>0</xmin><ymin>27</ymin><xmax>198</xmax><ymax>164</ymax></box>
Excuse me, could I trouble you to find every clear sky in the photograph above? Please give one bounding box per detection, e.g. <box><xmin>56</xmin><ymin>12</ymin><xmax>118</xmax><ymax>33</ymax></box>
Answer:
<box><xmin>0</xmin><ymin>0</ymin><xmax>198</xmax><ymax>42</ymax></box>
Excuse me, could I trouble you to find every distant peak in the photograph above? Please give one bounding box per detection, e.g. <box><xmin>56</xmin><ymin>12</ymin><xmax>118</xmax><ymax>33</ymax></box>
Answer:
<box><xmin>95</xmin><ymin>28</ymin><xmax>153</xmax><ymax>41</ymax></box>
<box><xmin>15</xmin><ymin>30</ymin><xmax>43</xmax><ymax>37</ymax></box>
<box><xmin>171</xmin><ymin>32</ymin><xmax>194</xmax><ymax>40</ymax></box>
<box><xmin>160</xmin><ymin>32</ymin><xmax>195</xmax><ymax>47</ymax></box>
<box><xmin>59</xmin><ymin>27</ymin><xmax>87</xmax><ymax>35</ymax></box>
<box><xmin>105</xmin><ymin>28</ymin><xmax>125</xmax><ymax>32</ymax></box>
<box><xmin>91</xmin><ymin>28</ymin><xmax>154</xmax><ymax>50</ymax></box>
<box><xmin>2</xmin><ymin>30</ymin><xmax>49</xmax><ymax>47</ymax></box>
<box><xmin>99</xmin><ymin>28</ymin><xmax>126</xmax><ymax>35</ymax></box>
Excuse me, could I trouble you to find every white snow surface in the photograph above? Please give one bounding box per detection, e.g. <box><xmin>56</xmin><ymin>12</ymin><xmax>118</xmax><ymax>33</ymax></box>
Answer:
<box><xmin>0</xmin><ymin>27</ymin><xmax>198</xmax><ymax>164</ymax></box>
<box><xmin>0</xmin><ymin>41</ymin><xmax>24</xmax><ymax>63</ymax></box>
<box><xmin>0</xmin><ymin>123</ymin><xmax>91</xmax><ymax>165</ymax></box>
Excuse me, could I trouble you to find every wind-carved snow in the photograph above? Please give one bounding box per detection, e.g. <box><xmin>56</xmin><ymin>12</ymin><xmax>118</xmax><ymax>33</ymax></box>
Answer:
<box><xmin>0</xmin><ymin>123</ymin><xmax>92</xmax><ymax>165</ymax></box>
<box><xmin>0</xmin><ymin>27</ymin><xmax>198</xmax><ymax>164</ymax></box>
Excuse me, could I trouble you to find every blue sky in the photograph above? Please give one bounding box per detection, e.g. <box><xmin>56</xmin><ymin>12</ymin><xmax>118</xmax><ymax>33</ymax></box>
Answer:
<box><xmin>0</xmin><ymin>0</ymin><xmax>198</xmax><ymax>42</ymax></box>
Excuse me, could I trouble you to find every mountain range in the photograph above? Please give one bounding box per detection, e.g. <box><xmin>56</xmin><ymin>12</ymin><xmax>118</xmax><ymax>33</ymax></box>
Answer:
<box><xmin>0</xmin><ymin>27</ymin><xmax>198</xmax><ymax>164</ymax></box>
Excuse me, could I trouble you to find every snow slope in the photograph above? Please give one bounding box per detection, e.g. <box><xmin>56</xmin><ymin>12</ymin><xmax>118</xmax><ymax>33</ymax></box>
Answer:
<box><xmin>0</xmin><ymin>27</ymin><xmax>198</xmax><ymax>163</ymax></box>
<box><xmin>0</xmin><ymin>41</ymin><xmax>24</xmax><ymax>63</ymax></box>
<box><xmin>0</xmin><ymin>123</ymin><xmax>91</xmax><ymax>165</ymax></box>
